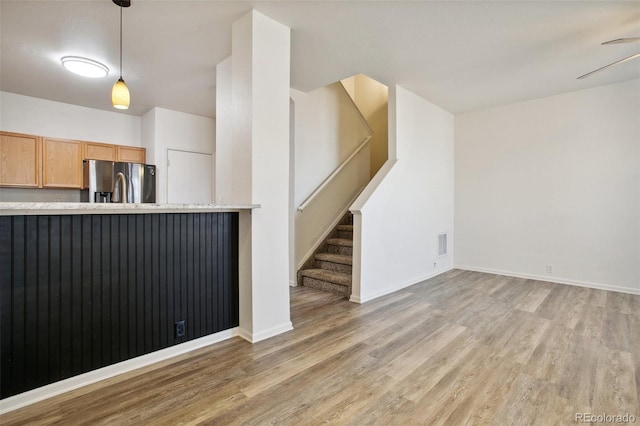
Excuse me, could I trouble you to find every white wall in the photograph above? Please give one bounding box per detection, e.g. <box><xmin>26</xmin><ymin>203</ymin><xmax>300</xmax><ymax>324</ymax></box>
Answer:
<box><xmin>291</xmin><ymin>84</ymin><xmax>371</xmax><ymax>273</ymax></box>
<box><xmin>341</xmin><ymin>77</ymin><xmax>355</xmax><ymax>100</ymax></box>
<box><xmin>166</xmin><ymin>150</ymin><xmax>213</xmax><ymax>203</ymax></box>
<box><xmin>353</xmin><ymin>74</ymin><xmax>388</xmax><ymax>177</ymax></box>
<box><xmin>455</xmin><ymin>79</ymin><xmax>640</xmax><ymax>294</ymax></box>
<box><xmin>141</xmin><ymin>108</ymin><xmax>156</xmax><ymax>167</ymax></box>
<box><xmin>351</xmin><ymin>85</ymin><xmax>455</xmax><ymax>303</ymax></box>
<box><xmin>215</xmin><ymin>56</ymin><xmax>233</xmax><ymax>205</ymax></box>
<box><xmin>232</xmin><ymin>10</ymin><xmax>292</xmax><ymax>342</ymax></box>
<box><xmin>142</xmin><ymin>107</ymin><xmax>215</xmax><ymax>204</ymax></box>
<box><xmin>0</xmin><ymin>91</ymin><xmax>141</xmax><ymax>145</ymax></box>
<box><xmin>292</xmin><ymin>84</ymin><xmax>370</xmax><ymax>205</ymax></box>
<box><xmin>231</xmin><ymin>16</ymin><xmax>253</xmax><ymax>206</ymax></box>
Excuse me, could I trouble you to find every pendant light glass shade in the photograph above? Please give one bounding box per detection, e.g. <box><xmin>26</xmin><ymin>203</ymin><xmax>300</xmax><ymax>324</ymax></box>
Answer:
<box><xmin>112</xmin><ymin>77</ymin><xmax>130</xmax><ymax>109</ymax></box>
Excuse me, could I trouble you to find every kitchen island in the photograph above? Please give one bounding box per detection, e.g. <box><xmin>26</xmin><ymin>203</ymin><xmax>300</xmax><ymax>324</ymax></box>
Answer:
<box><xmin>0</xmin><ymin>202</ymin><xmax>258</xmax><ymax>399</ymax></box>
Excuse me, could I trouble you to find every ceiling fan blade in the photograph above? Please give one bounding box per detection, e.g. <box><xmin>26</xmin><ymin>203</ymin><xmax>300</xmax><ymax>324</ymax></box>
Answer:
<box><xmin>577</xmin><ymin>52</ymin><xmax>640</xmax><ymax>79</ymax></box>
<box><xmin>602</xmin><ymin>37</ymin><xmax>640</xmax><ymax>45</ymax></box>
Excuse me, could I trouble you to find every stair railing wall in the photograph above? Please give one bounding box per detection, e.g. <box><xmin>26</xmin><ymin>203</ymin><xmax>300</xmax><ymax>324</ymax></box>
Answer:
<box><xmin>297</xmin><ymin>81</ymin><xmax>373</xmax><ymax>213</ymax></box>
<box><xmin>297</xmin><ymin>134</ymin><xmax>372</xmax><ymax>212</ymax></box>
<box><xmin>294</xmin><ymin>82</ymin><xmax>374</xmax><ymax>282</ymax></box>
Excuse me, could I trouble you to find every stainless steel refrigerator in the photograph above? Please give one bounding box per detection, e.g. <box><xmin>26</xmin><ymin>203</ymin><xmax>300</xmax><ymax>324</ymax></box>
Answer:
<box><xmin>82</xmin><ymin>160</ymin><xmax>156</xmax><ymax>203</ymax></box>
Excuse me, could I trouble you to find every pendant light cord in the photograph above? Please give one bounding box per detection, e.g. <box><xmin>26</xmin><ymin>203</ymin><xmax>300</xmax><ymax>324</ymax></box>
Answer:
<box><xmin>119</xmin><ymin>5</ymin><xmax>123</xmax><ymax>79</ymax></box>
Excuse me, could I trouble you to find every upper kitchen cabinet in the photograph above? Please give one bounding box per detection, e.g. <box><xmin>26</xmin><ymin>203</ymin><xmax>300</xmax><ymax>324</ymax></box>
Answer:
<box><xmin>42</xmin><ymin>138</ymin><xmax>83</xmax><ymax>188</ymax></box>
<box><xmin>84</xmin><ymin>141</ymin><xmax>146</xmax><ymax>163</ymax></box>
<box><xmin>84</xmin><ymin>141</ymin><xmax>117</xmax><ymax>161</ymax></box>
<box><xmin>117</xmin><ymin>146</ymin><xmax>146</xmax><ymax>163</ymax></box>
<box><xmin>0</xmin><ymin>131</ymin><xmax>41</xmax><ymax>188</ymax></box>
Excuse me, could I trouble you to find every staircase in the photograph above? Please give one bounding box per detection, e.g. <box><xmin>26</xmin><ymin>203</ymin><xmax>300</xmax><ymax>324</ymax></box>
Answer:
<box><xmin>298</xmin><ymin>214</ymin><xmax>353</xmax><ymax>298</ymax></box>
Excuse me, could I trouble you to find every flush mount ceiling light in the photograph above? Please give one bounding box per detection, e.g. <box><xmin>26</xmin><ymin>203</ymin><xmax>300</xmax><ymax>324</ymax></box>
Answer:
<box><xmin>61</xmin><ymin>56</ymin><xmax>109</xmax><ymax>78</ymax></box>
<box><xmin>112</xmin><ymin>0</ymin><xmax>131</xmax><ymax>110</ymax></box>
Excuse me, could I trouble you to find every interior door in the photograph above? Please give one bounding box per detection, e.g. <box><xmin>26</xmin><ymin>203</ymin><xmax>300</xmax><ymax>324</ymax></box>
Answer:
<box><xmin>167</xmin><ymin>149</ymin><xmax>214</xmax><ymax>204</ymax></box>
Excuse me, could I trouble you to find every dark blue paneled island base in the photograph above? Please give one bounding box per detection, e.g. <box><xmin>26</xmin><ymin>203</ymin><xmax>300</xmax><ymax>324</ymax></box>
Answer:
<box><xmin>0</xmin><ymin>212</ymin><xmax>239</xmax><ymax>398</ymax></box>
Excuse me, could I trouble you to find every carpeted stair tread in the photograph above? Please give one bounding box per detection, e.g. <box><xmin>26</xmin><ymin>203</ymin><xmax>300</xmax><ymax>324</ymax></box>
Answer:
<box><xmin>327</xmin><ymin>238</ymin><xmax>353</xmax><ymax>247</ymax></box>
<box><xmin>315</xmin><ymin>252</ymin><xmax>352</xmax><ymax>265</ymax></box>
<box><xmin>298</xmin><ymin>212</ymin><xmax>354</xmax><ymax>296</ymax></box>
<box><xmin>299</xmin><ymin>269</ymin><xmax>351</xmax><ymax>286</ymax></box>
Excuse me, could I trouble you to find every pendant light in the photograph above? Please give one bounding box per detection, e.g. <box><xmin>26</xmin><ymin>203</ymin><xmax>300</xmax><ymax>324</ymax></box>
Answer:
<box><xmin>112</xmin><ymin>0</ymin><xmax>131</xmax><ymax>109</ymax></box>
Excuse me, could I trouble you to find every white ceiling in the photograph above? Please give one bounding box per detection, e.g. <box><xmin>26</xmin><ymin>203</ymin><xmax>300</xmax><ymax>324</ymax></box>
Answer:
<box><xmin>1</xmin><ymin>1</ymin><xmax>639</xmax><ymax>118</ymax></box>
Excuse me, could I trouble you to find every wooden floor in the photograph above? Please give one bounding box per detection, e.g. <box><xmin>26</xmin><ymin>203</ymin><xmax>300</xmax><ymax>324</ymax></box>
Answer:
<box><xmin>1</xmin><ymin>270</ymin><xmax>639</xmax><ymax>425</ymax></box>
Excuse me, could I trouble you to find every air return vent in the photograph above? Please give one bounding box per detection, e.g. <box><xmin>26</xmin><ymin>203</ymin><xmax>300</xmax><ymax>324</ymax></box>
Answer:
<box><xmin>437</xmin><ymin>233</ymin><xmax>448</xmax><ymax>257</ymax></box>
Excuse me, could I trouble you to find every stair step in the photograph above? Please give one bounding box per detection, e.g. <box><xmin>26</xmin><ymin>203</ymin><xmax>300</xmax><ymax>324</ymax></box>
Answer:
<box><xmin>327</xmin><ymin>244</ymin><xmax>352</xmax><ymax>256</ymax></box>
<box><xmin>315</xmin><ymin>252</ymin><xmax>352</xmax><ymax>265</ymax></box>
<box><xmin>327</xmin><ymin>238</ymin><xmax>353</xmax><ymax>255</ymax></box>
<box><xmin>301</xmin><ymin>276</ymin><xmax>349</xmax><ymax>297</ymax></box>
<box><xmin>327</xmin><ymin>238</ymin><xmax>353</xmax><ymax>247</ymax></box>
<box><xmin>336</xmin><ymin>224</ymin><xmax>353</xmax><ymax>239</ymax></box>
<box><xmin>299</xmin><ymin>269</ymin><xmax>351</xmax><ymax>286</ymax></box>
<box><xmin>299</xmin><ymin>268</ymin><xmax>351</xmax><ymax>297</ymax></box>
<box><xmin>314</xmin><ymin>260</ymin><xmax>352</xmax><ymax>274</ymax></box>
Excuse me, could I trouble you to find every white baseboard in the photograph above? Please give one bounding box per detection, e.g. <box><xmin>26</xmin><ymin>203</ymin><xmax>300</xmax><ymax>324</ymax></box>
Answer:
<box><xmin>351</xmin><ymin>267</ymin><xmax>454</xmax><ymax>304</ymax></box>
<box><xmin>289</xmin><ymin>279</ymin><xmax>298</xmax><ymax>287</ymax></box>
<box><xmin>239</xmin><ymin>321</ymin><xmax>294</xmax><ymax>343</ymax></box>
<box><xmin>455</xmin><ymin>265</ymin><xmax>640</xmax><ymax>296</ymax></box>
<box><xmin>238</xmin><ymin>327</ymin><xmax>253</xmax><ymax>343</ymax></box>
<box><xmin>0</xmin><ymin>328</ymin><xmax>239</xmax><ymax>415</ymax></box>
<box><xmin>349</xmin><ymin>294</ymin><xmax>363</xmax><ymax>303</ymax></box>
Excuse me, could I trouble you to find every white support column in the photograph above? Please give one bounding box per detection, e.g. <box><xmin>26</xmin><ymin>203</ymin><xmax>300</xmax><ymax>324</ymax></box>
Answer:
<box><xmin>232</xmin><ymin>10</ymin><xmax>292</xmax><ymax>342</ymax></box>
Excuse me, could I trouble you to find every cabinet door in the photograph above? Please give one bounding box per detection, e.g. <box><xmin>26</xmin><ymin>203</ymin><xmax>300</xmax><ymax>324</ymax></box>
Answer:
<box><xmin>84</xmin><ymin>141</ymin><xmax>116</xmax><ymax>161</ymax></box>
<box><xmin>117</xmin><ymin>146</ymin><xmax>146</xmax><ymax>163</ymax></box>
<box><xmin>42</xmin><ymin>138</ymin><xmax>83</xmax><ymax>188</ymax></box>
<box><xmin>0</xmin><ymin>131</ymin><xmax>41</xmax><ymax>187</ymax></box>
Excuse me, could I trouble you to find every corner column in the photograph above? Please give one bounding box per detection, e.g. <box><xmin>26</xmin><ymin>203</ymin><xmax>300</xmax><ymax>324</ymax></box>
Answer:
<box><xmin>232</xmin><ymin>10</ymin><xmax>292</xmax><ymax>342</ymax></box>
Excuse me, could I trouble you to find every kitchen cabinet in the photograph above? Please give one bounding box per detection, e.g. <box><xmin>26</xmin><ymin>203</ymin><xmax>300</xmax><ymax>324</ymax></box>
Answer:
<box><xmin>83</xmin><ymin>141</ymin><xmax>116</xmax><ymax>161</ymax></box>
<box><xmin>0</xmin><ymin>131</ymin><xmax>41</xmax><ymax>187</ymax></box>
<box><xmin>117</xmin><ymin>145</ymin><xmax>146</xmax><ymax>163</ymax></box>
<box><xmin>42</xmin><ymin>138</ymin><xmax>83</xmax><ymax>188</ymax></box>
<box><xmin>85</xmin><ymin>142</ymin><xmax>145</xmax><ymax>163</ymax></box>
<box><xmin>1</xmin><ymin>132</ymin><xmax>146</xmax><ymax>191</ymax></box>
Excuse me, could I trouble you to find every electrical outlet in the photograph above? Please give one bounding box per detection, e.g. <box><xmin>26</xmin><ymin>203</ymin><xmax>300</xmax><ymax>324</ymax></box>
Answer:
<box><xmin>546</xmin><ymin>264</ymin><xmax>553</xmax><ymax>274</ymax></box>
<box><xmin>174</xmin><ymin>320</ymin><xmax>186</xmax><ymax>338</ymax></box>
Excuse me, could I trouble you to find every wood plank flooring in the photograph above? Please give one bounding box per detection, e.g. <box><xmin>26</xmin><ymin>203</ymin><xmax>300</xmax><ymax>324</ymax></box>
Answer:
<box><xmin>1</xmin><ymin>270</ymin><xmax>638</xmax><ymax>425</ymax></box>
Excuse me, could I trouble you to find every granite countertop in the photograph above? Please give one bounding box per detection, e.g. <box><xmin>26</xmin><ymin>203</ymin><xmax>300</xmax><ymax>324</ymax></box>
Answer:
<box><xmin>0</xmin><ymin>202</ymin><xmax>260</xmax><ymax>215</ymax></box>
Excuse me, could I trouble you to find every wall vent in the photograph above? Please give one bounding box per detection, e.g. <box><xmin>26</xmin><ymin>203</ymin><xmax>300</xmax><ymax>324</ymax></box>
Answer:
<box><xmin>437</xmin><ymin>233</ymin><xmax>448</xmax><ymax>257</ymax></box>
